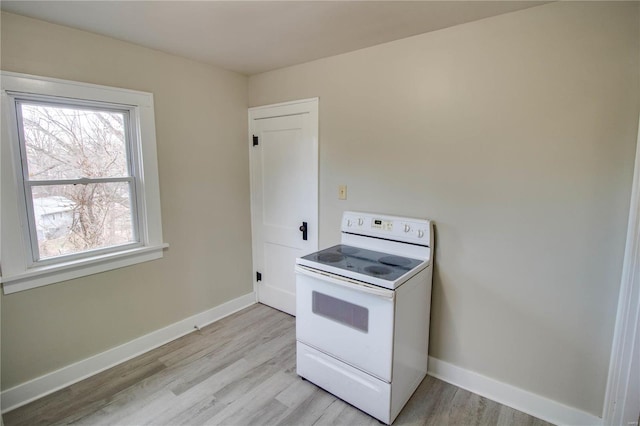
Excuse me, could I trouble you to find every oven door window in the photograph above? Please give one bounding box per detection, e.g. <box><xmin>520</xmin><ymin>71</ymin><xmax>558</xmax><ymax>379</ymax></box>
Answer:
<box><xmin>312</xmin><ymin>291</ymin><xmax>369</xmax><ymax>333</ymax></box>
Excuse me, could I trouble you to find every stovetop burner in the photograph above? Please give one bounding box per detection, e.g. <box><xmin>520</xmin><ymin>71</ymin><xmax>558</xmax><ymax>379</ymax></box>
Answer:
<box><xmin>317</xmin><ymin>252</ymin><xmax>345</xmax><ymax>263</ymax></box>
<box><xmin>364</xmin><ymin>265</ymin><xmax>393</xmax><ymax>276</ymax></box>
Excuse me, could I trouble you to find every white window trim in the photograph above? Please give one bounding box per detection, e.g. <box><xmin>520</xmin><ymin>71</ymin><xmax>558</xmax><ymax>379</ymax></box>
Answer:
<box><xmin>1</xmin><ymin>71</ymin><xmax>168</xmax><ymax>294</ymax></box>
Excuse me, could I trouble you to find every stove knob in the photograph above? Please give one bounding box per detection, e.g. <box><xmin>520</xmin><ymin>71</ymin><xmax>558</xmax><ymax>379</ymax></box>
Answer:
<box><xmin>358</xmin><ymin>218</ymin><xmax>364</xmax><ymax>226</ymax></box>
<box><xmin>417</xmin><ymin>230</ymin><xmax>425</xmax><ymax>238</ymax></box>
<box><xmin>404</xmin><ymin>224</ymin><xmax>411</xmax><ymax>233</ymax></box>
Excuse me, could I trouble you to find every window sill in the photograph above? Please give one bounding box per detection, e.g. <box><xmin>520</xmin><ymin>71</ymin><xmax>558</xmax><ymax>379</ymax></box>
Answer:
<box><xmin>1</xmin><ymin>243</ymin><xmax>169</xmax><ymax>294</ymax></box>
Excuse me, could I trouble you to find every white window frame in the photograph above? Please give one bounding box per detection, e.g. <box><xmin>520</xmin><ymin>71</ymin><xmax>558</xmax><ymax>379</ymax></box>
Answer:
<box><xmin>1</xmin><ymin>72</ymin><xmax>167</xmax><ymax>294</ymax></box>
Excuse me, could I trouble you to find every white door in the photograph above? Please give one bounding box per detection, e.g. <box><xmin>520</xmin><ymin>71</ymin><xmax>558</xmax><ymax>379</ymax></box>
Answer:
<box><xmin>249</xmin><ymin>99</ymin><xmax>318</xmax><ymax>316</ymax></box>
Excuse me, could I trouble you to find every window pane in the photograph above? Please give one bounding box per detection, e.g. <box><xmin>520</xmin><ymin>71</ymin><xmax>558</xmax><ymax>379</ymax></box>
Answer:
<box><xmin>31</xmin><ymin>182</ymin><xmax>136</xmax><ymax>259</ymax></box>
<box><xmin>19</xmin><ymin>103</ymin><xmax>129</xmax><ymax>180</ymax></box>
<box><xmin>312</xmin><ymin>291</ymin><xmax>369</xmax><ymax>333</ymax></box>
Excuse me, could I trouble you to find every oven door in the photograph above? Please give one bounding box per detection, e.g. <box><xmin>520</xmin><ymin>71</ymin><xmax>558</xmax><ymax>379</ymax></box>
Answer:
<box><xmin>295</xmin><ymin>264</ymin><xmax>395</xmax><ymax>382</ymax></box>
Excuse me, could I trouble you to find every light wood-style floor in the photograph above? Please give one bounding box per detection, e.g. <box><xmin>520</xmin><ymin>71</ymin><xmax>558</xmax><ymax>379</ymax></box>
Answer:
<box><xmin>4</xmin><ymin>303</ymin><xmax>553</xmax><ymax>426</ymax></box>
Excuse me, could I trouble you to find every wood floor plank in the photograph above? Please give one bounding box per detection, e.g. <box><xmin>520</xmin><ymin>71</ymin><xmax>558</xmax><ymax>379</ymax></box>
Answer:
<box><xmin>159</xmin><ymin>304</ymin><xmax>281</xmax><ymax>368</ymax></box>
<box><xmin>71</xmin><ymin>390</ymin><xmax>177</xmax><ymax>426</ymax></box>
<box><xmin>396</xmin><ymin>375</ymin><xmax>457</xmax><ymax>425</ymax></box>
<box><xmin>5</xmin><ymin>359</ymin><xmax>167</xmax><ymax>426</ymax></box>
<box><xmin>4</xmin><ymin>303</ymin><xmax>555</xmax><ymax>426</ymax></box>
<box><xmin>310</xmin><ymin>397</ymin><xmax>380</xmax><ymax>426</ymax></box>
<box><xmin>274</xmin><ymin>376</ymin><xmax>317</xmax><ymax>408</ymax></box>
<box><xmin>239</xmin><ymin>398</ymin><xmax>290</xmax><ymax>426</ymax></box>
<box><xmin>497</xmin><ymin>405</ymin><xmax>546</xmax><ymax>426</ymax></box>
<box><xmin>447</xmin><ymin>389</ymin><xmax>501</xmax><ymax>426</ymax></box>
<box><xmin>77</xmin><ymin>358</ymin><xmax>251</xmax><ymax>426</ymax></box>
<box><xmin>275</xmin><ymin>385</ymin><xmax>338</xmax><ymax>426</ymax></box>
<box><xmin>204</xmin><ymin>371</ymin><xmax>292</xmax><ymax>425</ymax></box>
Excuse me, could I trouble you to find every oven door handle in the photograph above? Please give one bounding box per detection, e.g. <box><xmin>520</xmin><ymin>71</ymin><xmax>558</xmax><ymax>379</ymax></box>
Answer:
<box><xmin>295</xmin><ymin>265</ymin><xmax>395</xmax><ymax>299</ymax></box>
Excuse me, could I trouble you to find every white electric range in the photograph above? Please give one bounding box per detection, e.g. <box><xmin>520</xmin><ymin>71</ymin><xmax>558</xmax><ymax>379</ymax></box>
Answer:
<box><xmin>295</xmin><ymin>211</ymin><xmax>434</xmax><ymax>424</ymax></box>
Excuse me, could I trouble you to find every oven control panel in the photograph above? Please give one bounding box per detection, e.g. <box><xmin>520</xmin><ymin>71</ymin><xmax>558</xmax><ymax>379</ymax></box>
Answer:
<box><xmin>371</xmin><ymin>218</ymin><xmax>393</xmax><ymax>231</ymax></box>
<box><xmin>342</xmin><ymin>211</ymin><xmax>432</xmax><ymax>246</ymax></box>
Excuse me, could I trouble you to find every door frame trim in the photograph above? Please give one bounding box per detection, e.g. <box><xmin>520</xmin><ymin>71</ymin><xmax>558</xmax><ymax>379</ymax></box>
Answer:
<box><xmin>248</xmin><ymin>98</ymin><xmax>319</xmax><ymax>305</ymax></box>
<box><xmin>603</xmin><ymin>115</ymin><xmax>640</xmax><ymax>425</ymax></box>
<box><xmin>249</xmin><ymin>97</ymin><xmax>319</xmax><ymax>119</ymax></box>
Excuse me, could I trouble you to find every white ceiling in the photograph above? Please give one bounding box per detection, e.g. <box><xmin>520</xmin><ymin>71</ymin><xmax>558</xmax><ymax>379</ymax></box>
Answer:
<box><xmin>1</xmin><ymin>1</ymin><xmax>548</xmax><ymax>75</ymax></box>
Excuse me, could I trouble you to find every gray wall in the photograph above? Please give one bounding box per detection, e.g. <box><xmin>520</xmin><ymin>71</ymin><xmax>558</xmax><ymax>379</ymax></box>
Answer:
<box><xmin>249</xmin><ymin>1</ymin><xmax>639</xmax><ymax>415</ymax></box>
<box><xmin>1</xmin><ymin>12</ymin><xmax>252</xmax><ymax>389</ymax></box>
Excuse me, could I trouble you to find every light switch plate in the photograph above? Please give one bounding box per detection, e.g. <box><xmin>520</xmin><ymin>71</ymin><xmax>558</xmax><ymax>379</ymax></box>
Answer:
<box><xmin>338</xmin><ymin>185</ymin><xmax>347</xmax><ymax>200</ymax></box>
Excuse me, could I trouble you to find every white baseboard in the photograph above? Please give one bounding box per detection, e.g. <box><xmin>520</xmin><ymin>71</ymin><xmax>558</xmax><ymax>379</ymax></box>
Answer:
<box><xmin>427</xmin><ymin>356</ymin><xmax>602</xmax><ymax>426</ymax></box>
<box><xmin>1</xmin><ymin>292</ymin><xmax>257</xmax><ymax>413</ymax></box>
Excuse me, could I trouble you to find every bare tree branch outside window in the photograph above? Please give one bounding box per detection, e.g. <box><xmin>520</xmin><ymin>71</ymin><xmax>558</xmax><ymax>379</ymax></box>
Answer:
<box><xmin>19</xmin><ymin>103</ymin><xmax>136</xmax><ymax>259</ymax></box>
